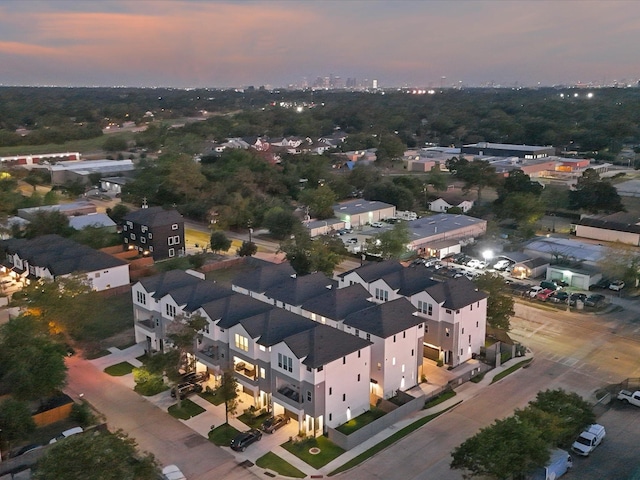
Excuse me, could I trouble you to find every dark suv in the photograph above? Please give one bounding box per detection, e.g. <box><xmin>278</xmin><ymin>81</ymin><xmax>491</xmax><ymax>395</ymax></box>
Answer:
<box><xmin>170</xmin><ymin>381</ymin><xmax>203</xmax><ymax>399</ymax></box>
<box><xmin>261</xmin><ymin>414</ymin><xmax>290</xmax><ymax>433</ymax></box>
<box><xmin>181</xmin><ymin>371</ymin><xmax>208</xmax><ymax>384</ymax></box>
<box><xmin>230</xmin><ymin>429</ymin><xmax>262</xmax><ymax>451</ymax></box>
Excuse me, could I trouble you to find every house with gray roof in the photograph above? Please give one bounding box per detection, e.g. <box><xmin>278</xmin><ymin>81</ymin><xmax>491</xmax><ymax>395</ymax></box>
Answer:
<box><xmin>262</xmin><ymin>272</ymin><xmax>337</xmax><ymax>314</ymax></box>
<box><xmin>231</xmin><ymin>258</ymin><xmax>297</xmax><ymax>302</ymax></box>
<box><xmin>299</xmin><ymin>283</ymin><xmax>373</xmax><ymax>329</ymax></box>
<box><xmin>1</xmin><ymin>234</ymin><xmax>129</xmax><ymax>292</ymax></box>
<box><xmin>343</xmin><ymin>298</ymin><xmax>423</xmax><ymax>399</ymax></box>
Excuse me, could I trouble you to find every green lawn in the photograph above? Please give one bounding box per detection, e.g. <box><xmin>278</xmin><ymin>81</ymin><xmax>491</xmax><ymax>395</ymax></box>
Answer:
<box><xmin>0</xmin><ymin>132</ymin><xmax>134</xmax><ymax>157</ymax></box>
<box><xmin>329</xmin><ymin>404</ymin><xmax>460</xmax><ymax>476</ymax></box>
<box><xmin>168</xmin><ymin>399</ymin><xmax>206</xmax><ymax>420</ymax></box>
<box><xmin>491</xmin><ymin>359</ymin><xmax>533</xmax><ymax>384</ymax></box>
<box><xmin>281</xmin><ymin>436</ymin><xmax>345</xmax><ymax>469</ymax></box>
<box><xmin>208</xmin><ymin>423</ymin><xmax>240</xmax><ymax>446</ymax></box>
<box><xmin>103</xmin><ymin>361</ymin><xmax>135</xmax><ymax>376</ymax></box>
<box><xmin>238</xmin><ymin>411</ymin><xmax>270</xmax><ymax>429</ymax></box>
<box><xmin>255</xmin><ymin>452</ymin><xmax>306</xmax><ymax>478</ymax></box>
<box><xmin>423</xmin><ymin>390</ymin><xmax>457</xmax><ymax>409</ymax></box>
<box><xmin>199</xmin><ymin>389</ymin><xmax>225</xmax><ymax>406</ymax></box>
<box><xmin>76</xmin><ymin>293</ymin><xmax>133</xmax><ymax>343</ymax></box>
<box><xmin>335</xmin><ymin>408</ymin><xmax>386</xmax><ymax>435</ymax></box>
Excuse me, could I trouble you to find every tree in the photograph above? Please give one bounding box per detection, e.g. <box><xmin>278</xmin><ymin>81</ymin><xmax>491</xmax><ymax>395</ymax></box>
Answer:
<box><xmin>473</xmin><ymin>273</ymin><xmax>515</xmax><ymax>331</ymax></box>
<box><xmin>448</xmin><ymin>158</ymin><xmax>497</xmax><ymax>203</ymax></box>
<box><xmin>0</xmin><ymin>398</ymin><xmax>36</xmax><ymax>451</ymax></box>
<box><xmin>279</xmin><ymin>228</ymin><xmax>343</xmax><ymax>276</ymax></box>
<box><xmin>103</xmin><ymin>135</ymin><xmax>128</xmax><ymax>152</ymax></box>
<box><xmin>0</xmin><ymin>315</ymin><xmax>68</xmax><ymax>401</ymax></box>
<box><xmin>598</xmin><ymin>244</ymin><xmax>640</xmax><ymax>287</ymax></box>
<box><xmin>366</xmin><ymin>222</ymin><xmax>410</xmax><ymax>260</ymax></box>
<box><xmin>209</xmin><ymin>230</ymin><xmax>232</xmax><ymax>254</ymax></box>
<box><xmin>299</xmin><ymin>184</ymin><xmax>337</xmax><ymax>219</ymax></box>
<box><xmin>106</xmin><ymin>204</ymin><xmax>130</xmax><ymax>225</ymax></box>
<box><xmin>33</xmin><ymin>430</ymin><xmax>158</xmax><ymax>480</ymax></box>
<box><xmin>496</xmin><ymin>192</ymin><xmax>546</xmax><ymax>227</ymax></box>
<box><xmin>220</xmin><ymin>370</ymin><xmax>239</xmax><ymax>424</ymax></box>
<box><xmin>236</xmin><ymin>240</ymin><xmax>258</xmax><ymax>257</ymax></box>
<box><xmin>23</xmin><ymin>210</ymin><xmax>74</xmax><ymax>239</ymax></box>
<box><xmin>496</xmin><ymin>170</ymin><xmax>544</xmax><ymax>200</ymax></box>
<box><xmin>263</xmin><ymin>207</ymin><xmax>298</xmax><ymax>240</ymax></box>
<box><xmin>451</xmin><ymin>416</ymin><xmax>550</xmax><ymax>480</ymax></box>
<box><xmin>569</xmin><ymin>168</ymin><xmax>624</xmax><ymax>213</ymax></box>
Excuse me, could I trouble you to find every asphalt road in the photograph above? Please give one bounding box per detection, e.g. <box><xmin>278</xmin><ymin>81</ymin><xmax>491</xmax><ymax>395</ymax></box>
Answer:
<box><xmin>65</xmin><ymin>356</ymin><xmax>261</xmax><ymax>480</ymax></box>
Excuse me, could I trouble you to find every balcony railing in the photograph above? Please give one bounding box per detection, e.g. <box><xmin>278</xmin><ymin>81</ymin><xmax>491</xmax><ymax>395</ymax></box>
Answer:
<box><xmin>234</xmin><ymin>362</ymin><xmax>257</xmax><ymax>381</ymax></box>
<box><xmin>277</xmin><ymin>385</ymin><xmax>300</xmax><ymax>403</ymax></box>
<box><xmin>135</xmin><ymin>319</ymin><xmax>155</xmax><ymax>332</ymax></box>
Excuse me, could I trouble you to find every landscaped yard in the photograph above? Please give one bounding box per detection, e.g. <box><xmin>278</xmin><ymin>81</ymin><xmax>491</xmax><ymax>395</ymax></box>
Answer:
<box><xmin>208</xmin><ymin>423</ymin><xmax>240</xmax><ymax>446</ymax></box>
<box><xmin>168</xmin><ymin>399</ymin><xmax>205</xmax><ymax>420</ymax></box>
<box><xmin>199</xmin><ymin>389</ymin><xmax>224</xmax><ymax>406</ymax></box>
<box><xmin>335</xmin><ymin>408</ymin><xmax>386</xmax><ymax>435</ymax></box>
<box><xmin>103</xmin><ymin>361</ymin><xmax>135</xmax><ymax>376</ymax></box>
<box><xmin>281</xmin><ymin>436</ymin><xmax>345</xmax><ymax>469</ymax></box>
<box><xmin>256</xmin><ymin>452</ymin><xmax>306</xmax><ymax>478</ymax></box>
<box><xmin>238</xmin><ymin>410</ymin><xmax>270</xmax><ymax>429</ymax></box>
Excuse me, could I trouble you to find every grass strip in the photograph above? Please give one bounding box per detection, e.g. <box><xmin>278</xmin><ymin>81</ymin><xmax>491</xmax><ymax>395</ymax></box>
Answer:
<box><xmin>335</xmin><ymin>408</ymin><xmax>386</xmax><ymax>435</ymax></box>
<box><xmin>329</xmin><ymin>402</ymin><xmax>460</xmax><ymax>476</ymax></box>
<box><xmin>208</xmin><ymin>423</ymin><xmax>240</xmax><ymax>446</ymax></box>
<box><xmin>168</xmin><ymin>399</ymin><xmax>206</xmax><ymax>420</ymax></box>
<box><xmin>281</xmin><ymin>436</ymin><xmax>345</xmax><ymax>469</ymax></box>
<box><xmin>491</xmin><ymin>358</ymin><xmax>533</xmax><ymax>384</ymax></box>
<box><xmin>103</xmin><ymin>361</ymin><xmax>134</xmax><ymax>376</ymax></box>
<box><xmin>255</xmin><ymin>452</ymin><xmax>306</xmax><ymax>478</ymax></box>
<box><xmin>423</xmin><ymin>390</ymin><xmax>456</xmax><ymax>409</ymax></box>
<box><xmin>199</xmin><ymin>389</ymin><xmax>225</xmax><ymax>406</ymax></box>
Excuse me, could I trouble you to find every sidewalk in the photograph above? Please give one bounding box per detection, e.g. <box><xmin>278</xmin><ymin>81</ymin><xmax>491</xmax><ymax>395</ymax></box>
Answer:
<box><xmin>91</xmin><ymin>344</ymin><xmax>533</xmax><ymax>478</ymax></box>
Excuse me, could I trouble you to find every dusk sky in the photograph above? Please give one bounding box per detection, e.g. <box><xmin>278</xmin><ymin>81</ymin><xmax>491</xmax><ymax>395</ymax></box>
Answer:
<box><xmin>1</xmin><ymin>0</ymin><xmax>639</xmax><ymax>89</ymax></box>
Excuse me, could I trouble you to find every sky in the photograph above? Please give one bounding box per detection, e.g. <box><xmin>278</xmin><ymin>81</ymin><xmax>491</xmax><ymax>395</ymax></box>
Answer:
<box><xmin>0</xmin><ymin>0</ymin><xmax>639</xmax><ymax>89</ymax></box>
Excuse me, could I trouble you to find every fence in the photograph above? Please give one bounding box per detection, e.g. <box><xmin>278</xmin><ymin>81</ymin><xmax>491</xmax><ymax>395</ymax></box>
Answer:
<box><xmin>327</xmin><ymin>393</ymin><xmax>424</xmax><ymax>450</ymax></box>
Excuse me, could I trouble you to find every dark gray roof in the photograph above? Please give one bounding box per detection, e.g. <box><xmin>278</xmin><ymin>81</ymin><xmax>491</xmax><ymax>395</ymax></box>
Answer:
<box><xmin>522</xmin><ymin>257</ymin><xmax>549</xmax><ymax>268</ymax></box>
<box><xmin>264</xmin><ymin>272</ymin><xmax>337</xmax><ymax>306</ymax></box>
<box><xmin>168</xmin><ymin>281</ymin><xmax>234</xmax><ymax>312</ymax></box>
<box><xmin>137</xmin><ymin>270</ymin><xmax>203</xmax><ymax>299</ymax></box>
<box><xmin>578</xmin><ymin>216</ymin><xmax>640</xmax><ymax>234</ymax></box>
<box><xmin>378</xmin><ymin>266</ymin><xmax>439</xmax><ymax>296</ymax></box>
<box><xmin>343</xmin><ymin>298</ymin><xmax>421</xmax><ymax>338</ymax></box>
<box><xmin>238</xmin><ymin>310</ymin><xmax>317</xmax><ymax>346</ymax></box>
<box><xmin>300</xmin><ymin>283</ymin><xmax>373</xmax><ymax>321</ymax></box>
<box><xmin>202</xmin><ymin>293</ymin><xmax>274</xmax><ymax>329</ymax></box>
<box><xmin>333</xmin><ymin>199</ymin><xmax>395</xmax><ymax>216</ymax></box>
<box><xmin>1</xmin><ymin>234</ymin><xmax>126</xmax><ymax>276</ymax></box>
<box><xmin>232</xmin><ymin>259</ymin><xmax>296</xmax><ymax>293</ymax></box>
<box><xmin>337</xmin><ymin>260</ymin><xmax>405</xmax><ymax>283</ymax></box>
<box><xmin>123</xmin><ymin>206</ymin><xmax>183</xmax><ymax>227</ymax></box>
<box><xmin>424</xmin><ymin>277</ymin><xmax>487</xmax><ymax>310</ymax></box>
<box><xmin>284</xmin><ymin>323</ymin><xmax>371</xmax><ymax>369</ymax></box>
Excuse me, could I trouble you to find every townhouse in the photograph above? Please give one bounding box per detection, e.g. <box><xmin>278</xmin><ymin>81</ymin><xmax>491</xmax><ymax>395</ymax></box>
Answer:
<box><xmin>261</xmin><ymin>272</ymin><xmax>337</xmax><ymax>314</ymax></box>
<box><xmin>1</xmin><ymin>234</ymin><xmax>129</xmax><ymax>291</ymax></box>
<box><xmin>122</xmin><ymin>206</ymin><xmax>185</xmax><ymax>260</ymax></box>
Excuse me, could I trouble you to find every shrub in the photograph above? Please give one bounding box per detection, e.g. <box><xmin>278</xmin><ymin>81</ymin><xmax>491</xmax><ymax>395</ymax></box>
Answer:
<box><xmin>70</xmin><ymin>401</ymin><xmax>96</xmax><ymax>427</ymax></box>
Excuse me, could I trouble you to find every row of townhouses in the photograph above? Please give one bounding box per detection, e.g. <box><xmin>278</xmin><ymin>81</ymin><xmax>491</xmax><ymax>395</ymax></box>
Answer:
<box><xmin>132</xmin><ymin>259</ymin><xmax>487</xmax><ymax>436</ymax></box>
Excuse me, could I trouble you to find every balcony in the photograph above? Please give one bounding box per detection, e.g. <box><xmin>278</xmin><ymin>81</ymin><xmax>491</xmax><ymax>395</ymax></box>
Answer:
<box><xmin>234</xmin><ymin>361</ymin><xmax>257</xmax><ymax>381</ymax></box>
<box><xmin>135</xmin><ymin>319</ymin><xmax>155</xmax><ymax>333</ymax></box>
<box><xmin>276</xmin><ymin>385</ymin><xmax>301</xmax><ymax>403</ymax></box>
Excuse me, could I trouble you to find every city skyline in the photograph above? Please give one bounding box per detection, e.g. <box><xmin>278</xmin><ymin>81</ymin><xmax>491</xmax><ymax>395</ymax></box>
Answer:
<box><xmin>0</xmin><ymin>0</ymin><xmax>639</xmax><ymax>89</ymax></box>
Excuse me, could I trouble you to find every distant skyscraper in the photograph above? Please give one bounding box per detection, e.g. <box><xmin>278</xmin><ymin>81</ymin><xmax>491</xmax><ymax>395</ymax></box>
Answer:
<box><xmin>372</xmin><ymin>79</ymin><xmax>378</xmax><ymax>89</ymax></box>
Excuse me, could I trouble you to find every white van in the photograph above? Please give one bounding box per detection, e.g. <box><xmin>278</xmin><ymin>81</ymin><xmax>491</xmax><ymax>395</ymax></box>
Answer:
<box><xmin>49</xmin><ymin>426</ymin><xmax>83</xmax><ymax>444</ymax></box>
<box><xmin>571</xmin><ymin>424</ymin><xmax>605</xmax><ymax>456</ymax></box>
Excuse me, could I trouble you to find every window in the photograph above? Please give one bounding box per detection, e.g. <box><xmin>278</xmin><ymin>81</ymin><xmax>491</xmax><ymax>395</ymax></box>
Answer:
<box><xmin>95</xmin><ymin>272</ymin><xmax>101</xmax><ymax>278</ymax></box>
<box><xmin>234</xmin><ymin>333</ymin><xmax>249</xmax><ymax>352</ymax></box>
<box><xmin>171</xmin><ymin>223</ymin><xmax>179</xmax><ymax>230</ymax></box>
<box><xmin>445</xmin><ymin>328</ymin><xmax>450</xmax><ymax>337</ymax></box>
<box><xmin>127</xmin><ymin>221</ymin><xmax>133</xmax><ymax>228</ymax></box>
<box><xmin>307</xmin><ymin>366</ymin><xmax>312</xmax><ymax>372</ymax></box>
<box><xmin>460</xmin><ymin>349</ymin><xmax>463</xmax><ymax>355</ymax></box>
<box><xmin>343</xmin><ymin>356</ymin><xmax>346</xmax><ymax>365</ymax></box>
<box><xmin>329</xmin><ymin>387</ymin><xmax>332</xmax><ymax>395</ymax></box>
<box><xmin>357</xmin><ymin>350</ymin><xmax>361</xmax><ymax>358</ymax></box>
<box><xmin>141</xmin><ymin>225</ymin><xmax>148</xmax><ymax>233</ymax></box>
<box><xmin>317</xmin><ymin>366</ymin><xmax>323</xmax><ymax>372</ymax></box>
<box><xmin>124</xmin><ymin>238</ymin><xmax>128</xmax><ymax>244</ymax></box>
<box><xmin>130</xmin><ymin>233</ymin><xmax>136</xmax><ymax>240</ymax></box>
<box><xmin>278</xmin><ymin>353</ymin><xmax>293</xmax><ymax>372</ymax></box>
<box><xmin>425</xmin><ymin>324</ymin><xmax>429</xmax><ymax>333</ymax></box>
<box><xmin>393</xmin><ymin>335</ymin><xmax>396</xmax><ymax>343</ymax></box>
<box><xmin>470</xmin><ymin>304</ymin><xmax>473</xmax><ymax>311</ymax></box>
<box><xmin>366</xmin><ymin>333</ymin><xmax>371</xmax><ymax>341</ymax></box>
<box><xmin>377</xmin><ymin>362</ymin><xmax>381</xmax><ymax>370</ymax></box>
<box><xmin>259</xmin><ymin>345</ymin><xmax>266</xmax><ymax>352</ymax></box>
<box><xmin>461</xmin><ymin>328</ymin><xmax>464</xmax><ymax>334</ymax></box>
<box><xmin>149</xmin><ymin>246</ymin><xmax>154</xmax><ymax>252</ymax></box>
<box><xmin>411</xmin><ymin>349</ymin><xmax>414</xmax><ymax>356</ymax></box>
<box><xmin>166</xmin><ymin>304</ymin><xmax>176</xmax><ymax>317</ymax></box>
<box><xmin>260</xmin><ymin>368</ymin><xmax>266</xmax><ymax>379</ymax></box>
<box><xmin>148</xmin><ymin>233</ymin><xmax>153</xmax><ymax>239</ymax></box>
<box><xmin>155</xmin><ymin>318</ymin><xmax>160</xmax><ymax>327</ymax></box>
<box><xmin>403</xmin><ymin>331</ymin><xmax>406</xmax><ymax>338</ymax></box>
<box><xmin>355</xmin><ymin>329</ymin><xmax>359</xmax><ymax>337</ymax></box>
<box><xmin>469</xmin><ymin>334</ymin><xmax>472</xmax><ymax>345</ymax></box>
<box><xmin>307</xmin><ymin>391</ymin><xmax>312</xmax><ymax>402</ymax></box>
<box><xmin>140</xmin><ymin>237</ymin><xmax>146</xmax><ymax>244</ymax></box>
<box><xmin>173</xmin><ymin>235</ymin><xmax>180</xmax><ymax>244</ymax></box>
<box><xmin>136</xmin><ymin>291</ymin><xmax>146</xmax><ymax>305</ymax></box>
<box><xmin>168</xmin><ymin>248</ymin><xmax>175</xmax><ymax>257</ymax></box>
<box><xmin>446</xmin><ymin>309</ymin><xmax>452</xmax><ymax>314</ymax></box>
<box><xmin>342</xmin><ymin>394</ymin><xmax>346</xmax><ymax>402</ymax></box>
<box><xmin>203</xmin><ymin>322</ymin><xmax>209</xmax><ymax>334</ymax></box>
<box><xmin>357</xmin><ymin>374</ymin><xmax>360</xmax><ymax>381</ymax></box>
<box><xmin>456</xmin><ymin>310</ymin><xmax>460</xmax><ymax>314</ymax></box>
<box><xmin>329</xmin><ymin>413</ymin><xmax>332</xmax><ymax>421</ymax></box>
<box><xmin>392</xmin><ymin>357</ymin><xmax>396</xmax><ymax>365</ymax></box>
<box><xmin>476</xmin><ymin>321</ymin><xmax>479</xmax><ymax>328</ymax></box>
<box><xmin>375</xmin><ymin>288</ymin><xmax>389</xmax><ymax>302</ymax></box>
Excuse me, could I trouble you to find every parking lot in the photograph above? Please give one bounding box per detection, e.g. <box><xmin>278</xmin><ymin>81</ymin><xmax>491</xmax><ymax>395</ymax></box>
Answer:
<box><xmin>566</xmin><ymin>401</ymin><xmax>640</xmax><ymax>479</ymax></box>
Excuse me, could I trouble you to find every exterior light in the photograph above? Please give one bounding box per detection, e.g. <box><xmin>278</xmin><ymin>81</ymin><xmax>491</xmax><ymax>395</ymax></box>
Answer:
<box><xmin>482</xmin><ymin>250</ymin><xmax>493</xmax><ymax>261</ymax></box>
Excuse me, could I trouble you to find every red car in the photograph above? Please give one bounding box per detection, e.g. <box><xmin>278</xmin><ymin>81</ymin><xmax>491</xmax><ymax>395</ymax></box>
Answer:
<box><xmin>536</xmin><ymin>288</ymin><xmax>555</xmax><ymax>301</ymax></box>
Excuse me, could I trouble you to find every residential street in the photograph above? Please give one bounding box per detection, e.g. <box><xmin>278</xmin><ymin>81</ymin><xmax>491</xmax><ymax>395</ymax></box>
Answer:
<box><xmin>64</xmin><ymin>356</ymin><xmax>262</xmax><ymax>480</ymax></box>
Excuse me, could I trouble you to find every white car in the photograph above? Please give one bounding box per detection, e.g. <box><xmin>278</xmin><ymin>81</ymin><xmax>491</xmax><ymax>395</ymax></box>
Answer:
<box><xmin>49</xmin><ymin>426</ymin><xmax>83</xmax><ymax>444</ymax></box>
<box><xmin>609</xmin><ymin>280</ymin><xmax>625</xmax><ymax>291</ymax></box>
<box><xmin>371</xmin><ymin>222</ymin><xmax>384</xmax><ymax>228</ymax></box>
<box><xmin>528</xmin><ymin>286</ymin><xmax>544</xmax><ymax>298</ymax></box>
<box><xmin>162</xmin><ymin>464</ymin><xmax>186</xmax><ymax>480</ymax></box>
<box><xmin>571</xmin><ymin>424</ymin><xmax>605</xmax><ymax>456</ymax></box>
<box><xmin>492</xmin><ymin>259</ymin><xmax>511</xmax><ymax>270</ymax></box>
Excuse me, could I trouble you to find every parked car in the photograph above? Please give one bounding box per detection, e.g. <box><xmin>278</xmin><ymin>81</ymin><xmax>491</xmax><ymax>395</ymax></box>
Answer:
<box><xmin>345</xmin><ymin>237</ymin><xmax>358</xmax><ymax>244</ymax></box>
<box><xmin>49</xmin><ymin>426</ymin><xmax>83</xmax><ymax>444</ymax></box>
<box><xmin>181</xmin><ymin>371</ymin><xmax>208</xmax><ymax>384</ymax></box>
<box><xmin>9</xmin><ymin>443</ymin><xmax>43</xmax><ymax>458</ymax></box>
<box><xmin>492</xmin><ymin>259</ymin><xmax>512</xmax><ymax>271</ymax></box>
<box><xmin>162</xmin><ymin>464</ymin><xmax>187</xmax><ymax>480</ymax></box>
<box><xmin>617</xmin><ymin>389</ymin><xmax>640</xmax><ymax>407</ymax></box>
<box><xmin>550</xmin><ymin>291</ymin><xmax>569</xmax><ymax>304</ymax></box>
<box><xmin>585</xmin><ymin>293</ymin><xmax>606</xmax><ymax>307</ymax></box>
<box><xmin>571</xmin><ymin>424</ymin><xmax>606</xmax><ymax>456</ymax></box>
<box><xmin>536</xmin><ymin>288</ymin><xmax>556</xmax><ymax>302</ymax></box>
<box><xmin>528</xmin><ymin>286</ymin><xmax>545</xmax><ymax>298</ymax></box>
<box><xmin>569</xmin><ymin>293</ymin><xmax>588</xmax><ymax>306</ymax></box>
<box><xmin>592</xmin><ymin>278</ymin><xmax>611</xmax><ymax>289</ymax></box>
<box><xmin>230</xmin><ymin>429</ymin><xmax>262</xmax><ymax>451</ymax></box>
<box><xmin>530</xmin><ymin>449</ymin><xmax>572</xmax><ymax>480</ymax></box>
<box><xmin>170</xmin><ymin>381</ymin><xmax>203</xmax><ymax>399</ymax></box>
<box><xmin>370</xmin><ymin>222</ymin><xmax>384</xmax><ymax>228</ymax></box>
<box><xmin>261</xmin><ymin>414</ymin><xmax>291</xmax><ymax>433</ymax></box>
<box><xmin>540</xmin><ymin>280</ymin><xmax>560</xmax><ymax>291</ymax></box>
<box><xmin>609</xmin><ymin>280</ymin><xmax>625</xmax><ymax>291</ymax></box>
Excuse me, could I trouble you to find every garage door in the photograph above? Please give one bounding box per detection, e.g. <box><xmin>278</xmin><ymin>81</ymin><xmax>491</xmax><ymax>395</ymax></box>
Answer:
<box><xmin>570</xmin><ymin>275</ymin><xmax>588</xmax><ymax>289</ymax></box>
<box><xmin>423</xmin><ymin>344</ymin><xmax>440</xmax><ymax>361</ymax></box>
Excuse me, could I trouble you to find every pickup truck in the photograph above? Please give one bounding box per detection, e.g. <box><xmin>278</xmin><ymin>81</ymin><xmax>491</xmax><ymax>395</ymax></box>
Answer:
<box><xmin>617</xmin><ymin>390</ymin><xmax>640</xmax><ymax>407</ymax></box>
<box><xmin>571</xmin><ymin>424</ymin><xmax>605</xmax><ymax>456</ymax></box>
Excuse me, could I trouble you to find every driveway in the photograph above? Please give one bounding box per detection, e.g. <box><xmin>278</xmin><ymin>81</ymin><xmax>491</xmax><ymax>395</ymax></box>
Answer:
<box><xmin>64</xmin><ymin>355</ymin><xmax>262</xmax><ymax>480</ymax></box>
